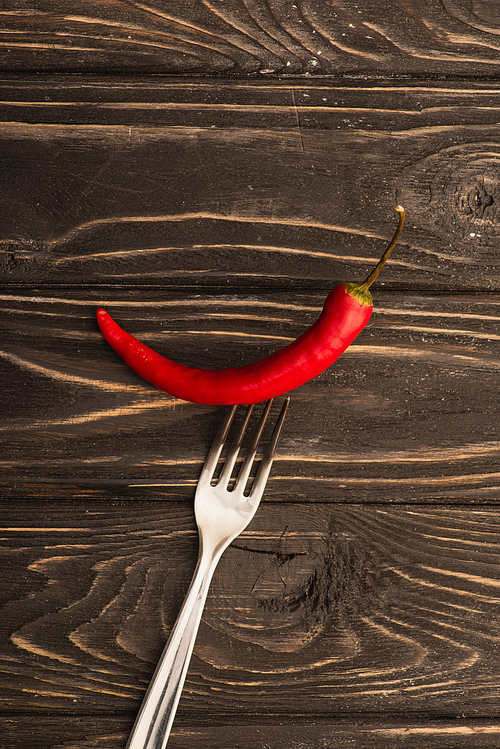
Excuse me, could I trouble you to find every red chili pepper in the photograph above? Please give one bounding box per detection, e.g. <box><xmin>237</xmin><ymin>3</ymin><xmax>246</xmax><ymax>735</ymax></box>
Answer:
<box><xmin>97</xmin><ymin>206</ymin><xmax>405</xmax><ymax>405</ymax></box>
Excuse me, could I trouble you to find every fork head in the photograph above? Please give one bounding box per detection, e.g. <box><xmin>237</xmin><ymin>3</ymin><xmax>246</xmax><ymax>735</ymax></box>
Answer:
<box><xmin>194</xmin><ymin>398</ymin><xmax>289</xmax><ymax>552</ymax></box>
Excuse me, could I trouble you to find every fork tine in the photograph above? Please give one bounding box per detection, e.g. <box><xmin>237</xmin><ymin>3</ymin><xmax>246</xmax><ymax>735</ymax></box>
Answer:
<box><xmin>248</xmin><ymin>396</ymin><xmax>289</xmax><ymax>497</ymax></box>
<box><xmin>217</xmin><ymin>404</ymin><xmax>254</xmax><ymax>487</ymax></box>
<box><xmin>233</xmin><ymin>398</ymin><xmax>273</xmax><ymax>491</ymax></box>
<box><xmin>198</xmin><ymin>404</ymin><xmax>237</xmax><ymax>485</ymax></box>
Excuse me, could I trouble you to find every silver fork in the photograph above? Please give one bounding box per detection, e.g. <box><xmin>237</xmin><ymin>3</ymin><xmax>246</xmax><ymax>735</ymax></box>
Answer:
<box><xmin>126</xmin><ymin>397</ymin><xmax>290</xmax><ymax>749</ymax></box>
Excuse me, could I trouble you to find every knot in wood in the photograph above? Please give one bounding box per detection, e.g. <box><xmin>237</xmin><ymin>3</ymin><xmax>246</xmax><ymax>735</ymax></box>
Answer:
<box><xmin>0</xmin><ymin>238</ymin><xmax>43</xmax><ymax>278</ymax></box>
<box><xmin>456</xmin><ymin>181</ymin><xmax>494</xmax><ymax>219</ymax></box>
<box><xmin>398</xmin><ymin>143</ymin><xmax>500</xmax><ymax>248</ymax></box>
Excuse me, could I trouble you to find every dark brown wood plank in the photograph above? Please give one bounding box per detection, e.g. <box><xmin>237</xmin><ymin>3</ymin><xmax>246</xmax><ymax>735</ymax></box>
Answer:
<box><xmin>1</xmin><ymin>79</ymin><xmax>500</xmax><ymax>291</ymax></box>
<box><xmin>3</xmin><ymin>716</ymin><xmax>500</xmax><ymax>749</ymax></box>
<box><xmin>1</xmin><ymin>73</ymin><xmax>498</xmax><ymax>745</ymax></box>
<box><xmin>2</xmin><ymin>1</ymin><xmax>500</xmax><ymax>76</ymax></box>
<box><xmin>1</xmin><ymin>501</ymin><xmax>500</xmax><ymax>717</ymax></box>
<box><xmin>1</xmin><ymin>287</ymin><xmax>498</xmax><ymax>503</ymax></box>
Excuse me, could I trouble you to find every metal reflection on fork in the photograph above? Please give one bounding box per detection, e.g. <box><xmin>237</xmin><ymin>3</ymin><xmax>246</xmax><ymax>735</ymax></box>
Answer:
<box><xmin>126</xmin><ymin>397</ymin><xmax>290</xmax><ymax>749</ymax></box>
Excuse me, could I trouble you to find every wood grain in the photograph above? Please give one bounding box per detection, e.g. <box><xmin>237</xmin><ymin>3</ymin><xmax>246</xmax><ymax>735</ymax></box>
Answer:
<box><xmin>3</xmin><ymin>0</ymin><xmax>500</xmax><ymax>76</ymax></box>
<box><xmin>1</xmin><ymin>287</ymin><xmax>499</xmax><ymax>503</ymax></box>
<box><xmin>1</xmin><ymin>73</ymin><xmax>499</xmax><ymax>745</ymax></box>
<box><xmin>2</xmin><ymin>501</ymin><xmax>500</xmax><ymax>718</ymax></box>
<box><xmin>1</xmin><ymin>79</ymin><xmax>500</xmax><ymax>291</ymax></box>
<box><xmin>3</xmin><ymin>717</ymin><xmax>500</xmax><ymax>749</ymax></box>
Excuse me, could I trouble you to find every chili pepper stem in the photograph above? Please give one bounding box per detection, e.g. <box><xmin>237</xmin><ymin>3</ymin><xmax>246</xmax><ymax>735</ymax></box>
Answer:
<box><xmin>344</xmin><ymin>205</ymin><xmax>405</xmax><ymax>307</ymax></box>
<box><xmin>359</xmin><ymin>205</ymin><xmax>405</xmax><ymax>292</ymax></box>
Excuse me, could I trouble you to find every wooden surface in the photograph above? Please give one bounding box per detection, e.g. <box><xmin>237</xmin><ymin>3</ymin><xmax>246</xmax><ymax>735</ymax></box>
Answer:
<box><xmin>3</xmin><ymin>0</ymin><xmax>500</xmax><ymax>76</ymax></box>
<box><xmin>1</xmin><ymin>3</ymin><xmax>500</xmax><ymax>748</ymax></box>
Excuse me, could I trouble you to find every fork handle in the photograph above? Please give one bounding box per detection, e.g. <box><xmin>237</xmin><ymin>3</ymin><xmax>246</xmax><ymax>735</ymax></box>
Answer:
<box><xmin>125</xmin><ymin>546</ymin><xmax>221</xmax><ymax>749</ymax></box>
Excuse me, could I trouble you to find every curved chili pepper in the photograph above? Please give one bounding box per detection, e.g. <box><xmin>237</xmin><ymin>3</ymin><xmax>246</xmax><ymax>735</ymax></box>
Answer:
<box><xmin>97</xmin><ymin>206</ymin><xmax>405</xmax><ymax>405</ymax></box>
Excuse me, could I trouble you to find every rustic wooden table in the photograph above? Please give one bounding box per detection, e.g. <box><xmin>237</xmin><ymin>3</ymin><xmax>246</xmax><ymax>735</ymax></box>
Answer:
<box><xmin>1</xmin><ymin>2</ymin><xmax>499</xmax><ymax>747</ymax></box>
